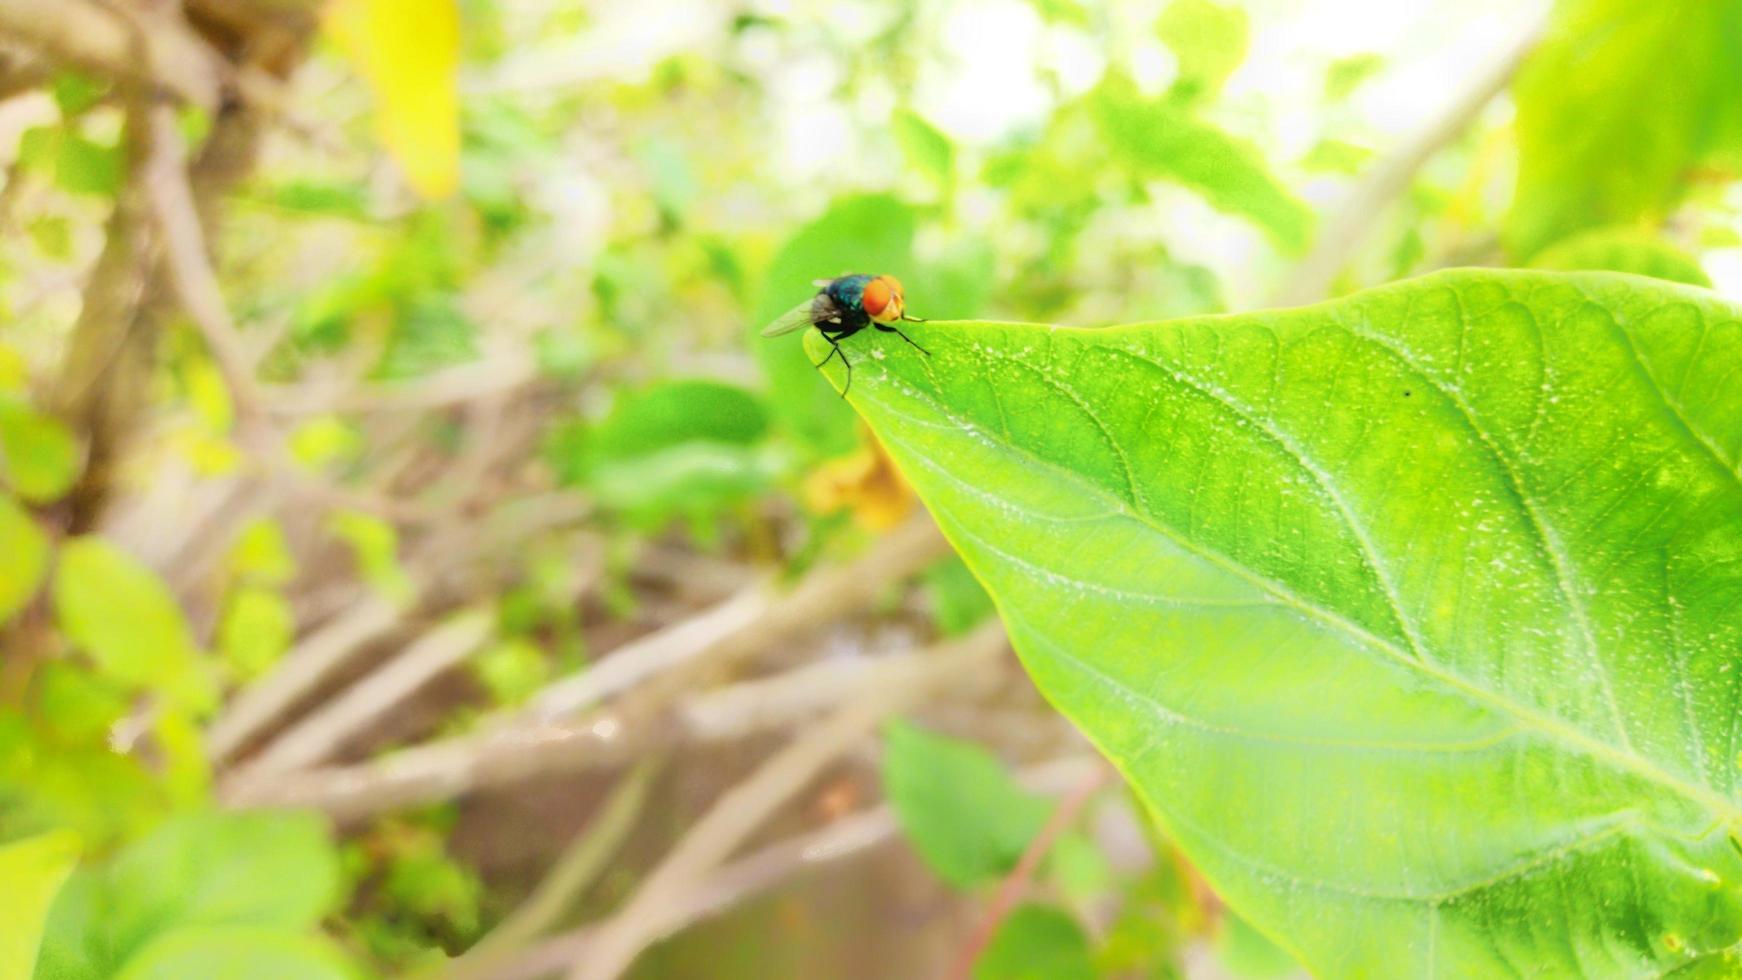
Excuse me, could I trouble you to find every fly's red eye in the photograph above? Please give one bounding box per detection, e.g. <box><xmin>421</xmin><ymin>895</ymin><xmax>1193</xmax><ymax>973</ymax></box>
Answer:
<box><xmin>861</xmin><ymin>278</ymin><xmax>892</xmax><ymax>317</ymax></box>
<box><xmin>879</xmin><ymin>275</ymin><xmax>903</xmax><ymax>299</ymax></box>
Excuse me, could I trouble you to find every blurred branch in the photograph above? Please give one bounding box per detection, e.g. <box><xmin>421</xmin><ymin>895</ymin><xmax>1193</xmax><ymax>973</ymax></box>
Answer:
<box><xmin>948</xmin><ymin>763</ymin><xmax>1114</xmax><ymax>980</ymax></box>
<box><xmin>207</xmin><ymin>594</ymin><xmax>404</xmax><ymax>761</ymax></box>
<box><xmin>488</xmin><ymin>755</ymin><xmax>1104</xmax><ymax>980</ymax></box>
<box><xmin>221</xmin><ymin>516</ymin><xmax>951</xmax><ymax>818</ymax></box>
<box><xmin>568</xmin><ymin>622</ymin><xmax>1008</xmax><ymax>980</ymax></box>
<box><xmin>445</xmin><ymin>757</ymin><xmax>667</xmax><ymax>980</ymax></box>
<box><xmin>526</xmin><ymin>513</ymin><xmax>948</xmax><ymax>722</ymax></box>
<box><xmin>141</xmin><ymin>103</ymin><xmax>263</xmax><ymax>416</ymax></box>
<box><xmin>1268</xmin><ymin>16</ymin><xmax>1546</xmax><ymax>306</ymax></box>
<box><xmin>237</xmin><ymin>606</ymin><xmax>495</xmax><ymax>775</ymax></box>
<box><xmin>222</xmin><ymin>597</ymin><xmax>988</xmax><ymax>820</ymax></box>
<box><xmin>0</xmin><ymin>0</ymin><xmax>221</xmax><ymax>108</ymax></box>
<box><xmin>260</xmin><ymin>353</ymin><xmax>540</xmax><ymax>415</ymax></box>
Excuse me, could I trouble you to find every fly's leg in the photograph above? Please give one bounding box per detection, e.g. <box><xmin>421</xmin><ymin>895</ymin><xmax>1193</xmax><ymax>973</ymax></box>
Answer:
<box><xmin>813</xmin><ymin>335</ymin><xmax>852</xmax><ymax>397</ymax></box>
<box><xmin>875</xmin><ymin>322</ymin><xmax>931</xmax><ymax>356</ymax></box>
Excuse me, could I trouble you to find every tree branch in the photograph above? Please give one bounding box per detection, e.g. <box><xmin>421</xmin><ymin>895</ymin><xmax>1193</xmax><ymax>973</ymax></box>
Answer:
<box><xmin>0</xmin><ymin>0</ymin><xmax>221</xmax><ymax>108</ymax></box>
<box><xmin>1268</xmin><ymin>16</ymin><xmax>1545</xmax><ymax>306</ymax></box>
<box><xmin>485</xmin><ymin>755</ymin><xmax>1104</xmax><ymax>980</ymax></box>
<box><xmin>567</xmin><ymin>622</ymin><xmax>1008</xmax><ymax>980</ymax></box>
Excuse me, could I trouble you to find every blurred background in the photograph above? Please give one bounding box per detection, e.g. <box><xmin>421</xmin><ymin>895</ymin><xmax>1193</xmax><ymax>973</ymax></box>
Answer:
<box><xmin>3</xmin><ymin>0</ymin><xmax>1740</xmax><ymax>977</ymax></box>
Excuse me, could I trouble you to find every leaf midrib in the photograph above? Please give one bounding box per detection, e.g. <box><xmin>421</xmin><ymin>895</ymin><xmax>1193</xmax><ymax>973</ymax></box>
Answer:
<box><xmin>859</xmin><ymin>339</ymin><xmax>1742</xmax><ymax>827</ymax></box>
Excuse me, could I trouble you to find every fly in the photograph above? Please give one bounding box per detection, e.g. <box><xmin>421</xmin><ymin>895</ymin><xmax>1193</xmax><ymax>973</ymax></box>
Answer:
<box><xmin>759</xmin><ymin>273</ymin><xmax>929</xmax><ymax>396</ymax></box>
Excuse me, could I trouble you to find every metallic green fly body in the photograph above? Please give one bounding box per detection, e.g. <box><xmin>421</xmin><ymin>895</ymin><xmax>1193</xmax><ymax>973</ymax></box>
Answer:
<box><xmin>760</xmin><ymin>273</ymin><xmax>928</xmax><ymax>395</ymax></box>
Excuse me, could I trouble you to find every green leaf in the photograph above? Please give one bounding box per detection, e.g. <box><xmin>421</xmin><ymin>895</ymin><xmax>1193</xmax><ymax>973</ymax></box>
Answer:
<box><xmin>924</xmin><ymin>555</ymin><xmax>995</xmax><ymax>636</ymax></box>
<box><xmin>106</xmin><ymin>812</ymin><xmax>339</xmax><ymax>942</ymax></box>
<box><xmin>1156</xmin><ymin>0</ymin><xmax>1249</xmax><ymax>101</ymax></box>
<box><xmin>471</xmin><ymin>637</ymin><xmax>550</xmax><ymax>706</ymax></box>
<box><xmin>1529</xmin><ymin>227</ymin><xmax>1712</xmax><ymax>287</ymax></box>
<box><xmin>114</xmin><ymin>928</ymin><xmax>358</xmax><ymax>980</ymax></box>
<box><xmin>0</xmin><ymin>830</ymin><xmax>79</xmax><ymax>980</ymax></box>
<box><xmin>545</xmin><ymin>379</ymin><xmax>773</xmax><ymax>523</ymax></box>
<box><xmin>882</xmin><ymin>720</ymin><xmax>1052</xmax><ymax>889</ymax></box>
<box><xmin>0</xmin><ymin>494</ymin><xmax>49</xmax><ymax>627</ymax></box>
<box><xmin>1506</xmin><ymin>0</ymin><xmax>1742</xmax><ymax>257</ymax></box>
<box><xmin>751</xmin><ymin>194</ymin><xmax>917</xmax><ymax>456</ymax></box>
<box><xmin>50</xmin><ymin>73</ymin><xmax>108</xmax><ymax>117</ymax></box>
<box><xmin>973</xmin><ymin>904</ymin><xmax>1096</xmax><ymax>980</ymax></box>
<box><xmin>1323</xmin><ymin>53</ymin><xmax>1385</xmax><ymax>102</ymax></box>
<box><xmin>52</xmin><ymin>539</ymin><xmax>213</xmax><ymax>712</ymax></box>
<box><xmin>892</xmin><ymin>109</ymin><xmax>955</xmax><ymax>192</ymax></box>
<box><xmin>328</xmin><ymin>511</ymin><xmax>416</xmax><ymax>606</ymax></box>
<box><xmin>822</xmin><ymin>269</ymin><xmax>1742</xmax><ymax>974</ymax></box>
<box><xmin>39</xmin><ymin>810</ymin><xmax>344</xmax><ymax>979</ymax></box>
<box><xmin>1092</xmin><ymin>79</ymin><xmax>1312</xmax><ymax>253</ymax></box>
<box><xmin>227</xmin><ymin>518</ymin><xmax>298</xmax><ymax>587</ymax></box>
<box><xmin>218</xmin><ymin>587</ymin><xmax>296</xmax><ymax>679</ymax></box>
<box><xmin>0</xmin><ymin>400</ymin><xmax>82</xmax><ymax>503</ymax></box>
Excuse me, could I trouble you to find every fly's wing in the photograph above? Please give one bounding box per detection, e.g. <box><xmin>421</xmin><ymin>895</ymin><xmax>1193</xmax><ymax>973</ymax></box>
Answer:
<box><xmin>759</xmin><ymin>298</ymin><xmax>820</xmax><ymax>337</ymax></box>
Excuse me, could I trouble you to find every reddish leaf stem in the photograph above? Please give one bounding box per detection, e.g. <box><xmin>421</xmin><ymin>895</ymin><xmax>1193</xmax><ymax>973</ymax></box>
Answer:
<box><xmin>947</xmin><ymin>763</ymin><xmax>1113</xmax><ymax>980</ymax></box>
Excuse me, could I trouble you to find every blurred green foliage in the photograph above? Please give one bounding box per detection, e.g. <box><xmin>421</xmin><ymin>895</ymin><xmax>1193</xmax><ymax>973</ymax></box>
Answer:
<box><xmin>0</xmin><ymin>0</ymin><xmax>1738</xmax><ymax>975</ymax></box>
<box><xmin>882</xmin><ymin>720</ymin><xmax>1052</xmax><ymax>889</ymax></box>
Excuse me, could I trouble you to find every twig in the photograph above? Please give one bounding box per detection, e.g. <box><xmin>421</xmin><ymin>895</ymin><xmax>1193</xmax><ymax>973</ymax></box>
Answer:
<box><xmin>947</xmin><ymin>764</ymin><xmax>1114</xmax><ymax>980</ymax></box>
<box><xmin>486</xmin><ymin>755</ymin><xmax>1103</xmax><ymax>980</ymax></box>
<box><xmin>444</xmin><ymin>757</ymin><xmax>666</xmax><ymax>980</ymax></box>
<box><xmin>140</xmin><ymin>103</ymin><xmax>263</xmax><ymax>418</ymax></box>
<box><xmin>236</xmin><ymin>607</ymin><xmax>494</xmax><ymax>775</ymax></box>
<box><xmin>207</xmin><ymin>594</ymin><xmax>403</xmax><ymax>762</ymax></box>
<box><xmin>0</xmin><ymin>0</ymin><xmax>221</xmax><ymax>108</ymax></box>
<box><xmin>220</xmin><ymin>617</ymin><xmax>999</xmax><ymax>820</ymax></box>
<box><xmin>1268</xmin><ymin>16</ymin><xmax>1545</xmax><ymax>306</ymax></box>
<box><xmin>567</xmin><ymin>623</ymin><xmax>1007</xmax><ymax>980</ymax></box>
<box><xmin>527</xmin><ymin>513</ymin><xmax>948</xmax><ymax>723</ymax></box>
<box><xmin>259</xmin><ymin>354</ymin><xmax>540</xmax><ymax>415</ymax></box>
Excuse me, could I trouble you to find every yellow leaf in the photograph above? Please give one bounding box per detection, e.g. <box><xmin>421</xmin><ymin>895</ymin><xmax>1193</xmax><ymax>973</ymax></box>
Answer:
<box><xmin>325</xmin><ymin>0</ymin><xmax>460</xmax><ymax>198</ymax></box>
<box><xmin>803</xmin><ymin>431</ymin><xmax>915</xmax><ymax>531</ymax></box>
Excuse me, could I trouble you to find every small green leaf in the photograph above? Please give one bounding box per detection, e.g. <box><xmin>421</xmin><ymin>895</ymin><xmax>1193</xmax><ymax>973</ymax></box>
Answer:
<box><xmin>825</xmin><ymin>269</ymin><xmax>1742</xmax><ymax>974</ymax></box>
<box><xmin>287</xmin><ymin>415</ymin><xmax>363</xmax><ymax>472</ymax></box>
<box><xmin>218</xmin><ymin>587</ymin><xmax>296</xmax><ymax>679</ymax></box>
<box><xmin>1092</xmin><ymin>79</ymin><xmax>1312</xmax><ymax>253</ymax></box>
<box><xmin>1529</xmin><ymin>227</ymin><xmax>1712</xmax><ymax>287</ymax></box>
<box><xmin>973</xmin><ymin>904</ymin><xmax>1096</xmax><ymax>980</ymax></box>
<box><xmin>547</xmin><ymin>379</ymin><xmax>773</xmax><ymax>524</ymax></box>
<box><xmin>1299</xmin><ymin>138</ymin><xmax>1374</xmax><ymax>175</ymax></box>
<box><xmin>892</xmin><ymin>109</ymin><xmax>955</xmax><ymax>191</ymax></box>
<box><xmin>924</xmin><ymin>555</ymin><xmax>995</xmax><ymax>636</ymax></box>
<box><xmin>50</xmin><ymin>73</ymin><xmax>108</xmax><ymax>117</ymax></box>
<box><xmin>1324</xmin><ymin>53</ymin><xmax>1385</xmax><ymax>102</ymax></box>
<box><xmin>471</xmin><ymin>638</ymin><xmax>550</xmax><ymax>706</ymax></box>
<box><xmin>882</xmin><ymin>720</ymin><xmax>1052</xmax><ymax>889</ymax></box>
<box><xmin>39</xmin><ymin>810</ymin><xmax>347</xmax><ymax>978</ymax></box>
<box><xmin>0</xmin><ymin>399</ymin><xmax>82</xmax><ymax>503</ymax></box>
<box><xmin>1045</xmin><ymin>831</ymin><xmax>1114</xmax><ymax>903</ymax></box>
<box><xmin>0</xmin><ymin>494</ymin><xmax>49</xmax><ymax>626</ymax></box>
<box><xmin>227</xmin><ymin>518</ymin><xmax>298</xmax><ymax>587</ymax></box>
<box><xmin>1156</xmin><ymin>0</ymin><xmax>1249</xmax><ymax>100</ymax></box>
<box><xmin>52</xmin><ymin>538</ymin><xmax>213</xmax><ymax>712</ymax></box>
<box><xmin>328</xmin><ymin>511</ymin><xmax>415</xmax><ymax>606</ymax></box>
<box><xmin>0</xmin><ymin>830</ymin><xmax>80</xmax><ymax>980</ymax></box>
<box><xmin>266</xmin><ymin>179</ymin><xmax>371</xmax><ymax>219</ymax></box>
